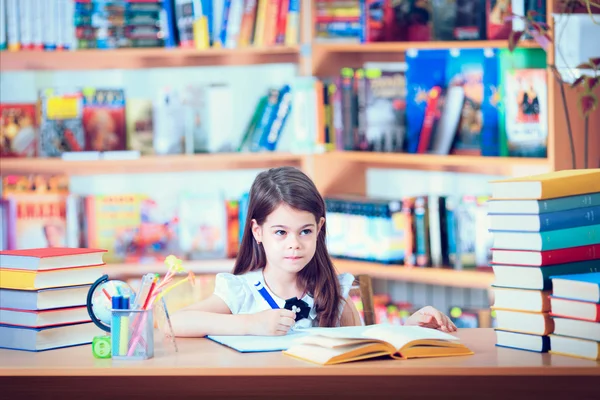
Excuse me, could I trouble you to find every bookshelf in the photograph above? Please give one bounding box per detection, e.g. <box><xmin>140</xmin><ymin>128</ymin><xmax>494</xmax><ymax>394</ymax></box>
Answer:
<box><xmin>103</xmin><ymin>258</ymin><xmax>494</xmax><ymax>290</ymax></box>
<box><xmin>0</xmin><ymin>47</ymin><xmax>301</xmax><ymax>71</ymax></box>
<box><xmin>0</xmin><ymin>153</ymin><xmax>307</xmax><ymax>176</ymax></box>
<box><xmin>311</xmin><ymin>40</ymin><xmax>541</xmax><ymax>75</ymax></box>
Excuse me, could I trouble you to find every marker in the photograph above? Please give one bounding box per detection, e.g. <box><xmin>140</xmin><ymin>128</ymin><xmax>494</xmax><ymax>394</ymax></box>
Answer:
<box><xmin>119</xmin><ymin>296</ymin><xmax>130</xmax><ymax>356</ymax></box>
<box><xmin>111</xmin><ymin>296</ymin><xmax>122</xmax><ymax>357</ymax></box>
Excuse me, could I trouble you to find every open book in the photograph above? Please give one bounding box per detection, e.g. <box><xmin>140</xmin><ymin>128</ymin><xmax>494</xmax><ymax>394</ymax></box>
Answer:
<box><xmin>283</xmin><ymin>325</ymin><xmax>474</xmax><ymax>365</ymax></box>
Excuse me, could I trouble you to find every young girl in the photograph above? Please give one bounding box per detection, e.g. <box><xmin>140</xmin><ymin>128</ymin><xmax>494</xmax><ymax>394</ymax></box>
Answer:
<box><xmin>171</xmin><ymin>166</ymin><xmax>457</xmax><ymax>337</ymax></box>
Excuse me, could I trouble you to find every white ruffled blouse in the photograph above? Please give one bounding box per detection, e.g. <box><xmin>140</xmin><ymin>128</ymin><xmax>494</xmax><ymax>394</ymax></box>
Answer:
<box><xmin>213</xmin><ymin>269</ymin><xmax>355</xmax><ymax>330</ymax></box>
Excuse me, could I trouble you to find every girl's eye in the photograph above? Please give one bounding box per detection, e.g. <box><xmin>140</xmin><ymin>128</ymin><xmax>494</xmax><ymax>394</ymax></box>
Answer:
<box><xmin>300</xmin><ymin>229</ymin><xmax>312</xmax><ymax>235</ymax></box>
<box><xmin>275</xmin><ymin>230</ymin><xmax>286</xmax><ymax>236</ymax></box>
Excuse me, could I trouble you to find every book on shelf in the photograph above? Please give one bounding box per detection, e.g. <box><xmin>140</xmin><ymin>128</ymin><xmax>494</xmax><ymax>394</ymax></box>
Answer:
<box><xmin>283</xmin><ymin>325</ymin><xmax>473</xmax><ymax>365</ymax></box>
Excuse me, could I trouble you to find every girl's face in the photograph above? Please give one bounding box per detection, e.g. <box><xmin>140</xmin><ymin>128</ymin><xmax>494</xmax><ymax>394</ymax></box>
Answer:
<box><xmin>252</xmin><ymin>203</ymin><xmax>324</xmax><ymax>274</ymax></box>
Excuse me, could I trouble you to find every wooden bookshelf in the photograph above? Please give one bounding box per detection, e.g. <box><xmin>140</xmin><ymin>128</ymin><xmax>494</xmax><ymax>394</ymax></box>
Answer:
<box><xmin>0</xmin><ymin>152</ymin><xmax>553</xmax><ymax>177</ymax></box>
<box><xmin>103</xmin><ymin>257</ymin><xmax>494</xmax><ymax>289</ymax></box>
<box><xmin>334</xmin><ymin>259</ymin><xmax>494</xmax><ymax>290</ymax></box>
<box><xmin>314</xmin><ymin>40</ymin><xmax>540</xmax><ymax>53</ymax></box>
<box><xmin>311</xmin><ymin>40</ymin><xmax>540</xmax><ymax>75</ymax></box>
<box><xmin>323</xmin><ymin>151</ymin><xmax>551</xmax><ymax>176</ymax></box>
<box><xmin>0</xmin><ymin>152</ymin><xmax>306</xmax><ymax>176</ymax></box>
<box><xmin>0</xmin><ymin>46</ymin><xmax>300</xmax><ymax>71</ymax></box>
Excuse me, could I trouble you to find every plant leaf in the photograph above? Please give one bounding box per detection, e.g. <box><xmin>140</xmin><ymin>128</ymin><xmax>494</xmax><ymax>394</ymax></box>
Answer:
<box><xmin>509</xmin><ymin>31</ymin><xmax>524</xmax><ymax>52</ymax></box>
<box><xmin>530</xmin><ymin>30</ymin><xmax>551</xmax><ymax>51</ymax></box>
<box><xmin>530</xmin><ymin>22</ymin><xmax>543</xmax><ymax>32</ymax></box>
<box><xmin>527</xmin><ymin>10</ymin><xmax>539</xmax><ymax>19</ymax></box>
<box><xmin>586</xmin><ymin>76</ymin><xmax>600</xmax><ymax>91</ymax></box>
<box><xmin>571</xmin><ymin>76</ymin><xmax>586</xmax><ymax>88</ymax></box>
<box><xmin>576</xmin><ymin>62</ymin><xmax>593</xmax><ymax>70</ymax></box>
<box><xmin>578</xmin><ymin>93</ymin><xmax>598</xmax><ymax>118</ymax></box>
<box><xmin>590</xmin><ymin>57</ymin><xmax>600</xmax><ymax>69</ymax></box>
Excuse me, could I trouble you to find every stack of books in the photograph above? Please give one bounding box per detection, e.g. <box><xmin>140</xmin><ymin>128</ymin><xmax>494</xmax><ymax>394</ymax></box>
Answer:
<box><xmin>548</xmin><ymin>272</ymin><xmax>599</xmax><ymax>360</ymax></box>
<box><xmin>486</xmin><ymin>169</ymin><xmax>600</xmax><ymax>353</ymax></box>
<box><xmin>0</xmin><ymin>248</ymin><xmax>106</xmax><ymax>351</ymax></box>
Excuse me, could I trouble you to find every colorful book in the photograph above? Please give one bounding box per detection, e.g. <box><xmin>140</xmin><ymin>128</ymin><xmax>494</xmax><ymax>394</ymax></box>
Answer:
<box><xmin>0</xmin><ymin>247</ymin><xmax>106</xmax><ymax>271</ymax></box>
<box><xmin>0</xmin><ymin>306</ymin><xmax>91</xmax><ymax>328</ymax></box>
<box><xmin>495</xmin><ymin>330</ymin><xmax>550</xmax><ymax>353</ymax></box>
<box><xmin>492</xmin><ymin>259</ymin><xmax>599</xmax><ymax>290</ymax></box>
<box><xmin>489</xmin><ymin>168</ymin><xmax>600</xmax><ymax>200</ymax></box>
<box><xmin>491</xmin><ymin>224</ymin><xmax>600</xmax><ymax>252</ymax></box>
<box><xmin>487</xmin><ymin>193</ymin><xmax>600</xmax><ymax>214</ymax></box>
<box><xmin>0</xmin><ymin>285</ymin><xmax>91</xmax><ymax>310</ymax></box>
<box><xmin>550</xmin><ymin>272</ymin><xmax>600</xmax><ymax>303</ymax></box>
<box><xmin>487</xmin><ymin>205</ymin><xmax>600</xmax><ymax>232</ymax></box>
<box><xmin>549</xmin><ymin>297</ymin><xmax>599</xmax><ymax>322</ymax></box>
<box><xmin>491</xmin><ymin>244</ymin><xmax>600</xmax><ymax>267</ymax></box>
<box><xmin>0</xmin><ymin>322</ymin><xmax>101</xmax><ymax>352</ymax></box>
<box><xmin>0</xmin><ymin>265</ymin><xmax>104</xmax><ymax>290</ymax></box>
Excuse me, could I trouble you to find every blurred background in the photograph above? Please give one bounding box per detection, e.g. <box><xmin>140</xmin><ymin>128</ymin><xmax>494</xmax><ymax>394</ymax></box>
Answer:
<box><xmin>1</xmin><ymin>0</ymin><xmax>598</xmax><ymax>330</ymax></box>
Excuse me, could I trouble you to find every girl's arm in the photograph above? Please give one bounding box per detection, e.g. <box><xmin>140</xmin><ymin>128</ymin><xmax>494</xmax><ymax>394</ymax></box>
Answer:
<box><xmin>339</xmin><ymin>297</ymin><xmax>363</xmax><ymax>327</ymax></box>
<box><xmin>170</xmin><ymin>294</ymin><xmax>251</xmax><ymax>337</ymax></box>
<box><xmin>171</xmin><ymin>294</ymin><xmax>297</xmax><ymax>337</ymax></box>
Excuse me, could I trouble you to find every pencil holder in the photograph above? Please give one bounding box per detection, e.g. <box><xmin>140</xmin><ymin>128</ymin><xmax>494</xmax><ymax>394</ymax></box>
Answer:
<box><xmin>111</xmin><ymin>309</ymin><xmax>154</xmax><ymax>361</ymax></box>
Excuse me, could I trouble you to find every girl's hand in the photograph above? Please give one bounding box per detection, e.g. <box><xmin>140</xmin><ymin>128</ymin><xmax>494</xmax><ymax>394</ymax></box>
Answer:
<box><xmin>404</xmin><ymin>306</ymin><xmax>457</xmax><ymax>333</ymax></box>
<box><xmin>245</xmin><ymin>309</ymin><xmax>297</xmax><ymax>336</ymax></box>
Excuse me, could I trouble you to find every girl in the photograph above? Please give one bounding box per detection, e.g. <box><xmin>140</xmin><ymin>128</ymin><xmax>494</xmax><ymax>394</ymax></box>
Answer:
<box><xmin>171</xmin><ymin>166</ymin><xmax>456</xmax><ymax>337</ymax></box>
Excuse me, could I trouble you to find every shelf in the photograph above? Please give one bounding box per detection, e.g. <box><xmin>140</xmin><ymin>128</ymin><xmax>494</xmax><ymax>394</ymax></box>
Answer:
<box><xmin>333</xmin><ymin>259</ymin><xmax>494</xmax><ymax>290</ymax></box>
<box><xmin>0</xmin><ymin>46</ymin><xmax>300</xmax><ymax>71</ymax></box>
<box><xmin>313</xmin><ymin>40</ymin><xmax>541</xmax><ymax>53</ymax></box>
<box><xmin>311</xmin><ymin>40</ymin><xmax>541</xmax><ymax>75</ymax></box>
<box><xmin>0</xmin><ymin>152</ymin><xmax>306</xmax><ymax>176</ymax></box>
<box><xmin>104</xmin><ymin>257</ymin><xmax>494</xmax><ymax>289</ymax></box>
<box><xmin>322</xmin><ymin>151</ymin><xmax>552</xmax><ymax>177</ymax></box>
<box><xmin>103</xmin><ymin>258</ymin><xmax>235</xmax><ymax>279</ymax></box>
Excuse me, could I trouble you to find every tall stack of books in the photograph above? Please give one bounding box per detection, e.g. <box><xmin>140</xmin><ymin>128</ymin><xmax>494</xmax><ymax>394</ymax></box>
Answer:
<box><xmin>548</xmin><ymin>272</ymin><xmax>599</xmax><ymax>360</ymax></box>
<box><xmin>0</xmin><ymin>248</ymin><xmax>106</xmax><ymax>352</ymax></box>
<box><xmin>486</xmin><ymin>169</ymin><xmax>600</xmax><ymax>353</ymax></box>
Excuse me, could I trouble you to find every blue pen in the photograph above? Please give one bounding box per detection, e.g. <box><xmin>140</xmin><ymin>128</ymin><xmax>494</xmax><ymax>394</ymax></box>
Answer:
<box><xmin>253</xmin><ymin>281</ymin><xmax>280</xmax><ymax>309</ymax></box>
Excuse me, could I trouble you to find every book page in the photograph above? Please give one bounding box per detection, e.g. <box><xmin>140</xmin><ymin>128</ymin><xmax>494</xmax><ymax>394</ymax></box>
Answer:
<box><xmin>363</xmin><ymin>325</ymin><xmax>461</xmax><ymax>351</ymax></box>
<box><xmin>301</xmin><ymin>324</ymin><xmax>460</xmax><ymax>352</ymax></box>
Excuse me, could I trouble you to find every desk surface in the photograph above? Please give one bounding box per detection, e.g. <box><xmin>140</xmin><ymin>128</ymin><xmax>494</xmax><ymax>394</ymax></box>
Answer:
<box><xmin>1</xmin><ymin>329</ymin><xmax>599</xmax><ymax>399</ymax></box>
<box><xmin>0</xmin><ymin>328</ymin><xmax>598</xmax><ymax>377</ymax></box>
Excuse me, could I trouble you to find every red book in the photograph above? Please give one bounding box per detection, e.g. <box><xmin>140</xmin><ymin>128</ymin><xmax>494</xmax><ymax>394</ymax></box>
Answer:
<box><xmin>491</xmin><ymin>244</ymin><xmax>600</xmax><ymax>267</ymax></box>
<box><xmin>0</xmin><ymin>248</ymin><xmax>107</xmax><ymax>271</ymax></box>
<box><xmin>550</xmin><ymin>297</ymin><xmax>600</xmax><ymax>323</ymax></box>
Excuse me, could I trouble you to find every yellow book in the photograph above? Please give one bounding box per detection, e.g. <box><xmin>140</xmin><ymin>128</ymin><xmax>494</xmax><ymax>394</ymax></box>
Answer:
<box><xmin>490</xmin><ymin>169</ymin><xmax>600</xmax><ymax>200</ymax></box>
<box><xmin>0</xmin><ymin>265</ymin><xmax>104</xmax><ymax>290</ymax></box>
<box><xmin>253</xmin><ymin>0</ymin><xmax>268</xmax><ymax>47</ymax></box>
<box><xmin>549</xmin><ymin>335</ymin><xmax>600</xmax><ymax>361</ymax></box>
<box><xmin>283</xmin><ymin>325</ymin><xmax>473</xmax><ymax>365</ymax></box>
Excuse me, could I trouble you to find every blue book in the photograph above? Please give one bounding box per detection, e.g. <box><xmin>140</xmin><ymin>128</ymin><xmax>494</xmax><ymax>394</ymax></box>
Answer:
<box><xmin>488</xmin><ymin>205</ymin><xmax>600</xmax><ymax>232</ymax></box>
<box><xmin>0</xmin><ymin>322</ymin><xmax>99</xmax><ymax>352</ymax></box>
<box><xmin>495</xmin><ymin>330</ymin><xmax>550</xmax><ymax>353</ymax></box>
<box><xmin>550</xmin><ymin>272</ymin><xmax>600</xmax><ymax>303</ymax></box>
<box><xmin>488</xmin><ymin>193</ymin><xmax>600</xmax><ymax>215</ymax></box>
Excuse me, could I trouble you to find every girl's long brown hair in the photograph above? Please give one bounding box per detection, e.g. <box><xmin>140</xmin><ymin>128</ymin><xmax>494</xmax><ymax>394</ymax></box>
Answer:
<box><xmin>233</xmin><ymin>166</ymin><xmax>342</xmax><ymax>327</ymax></box>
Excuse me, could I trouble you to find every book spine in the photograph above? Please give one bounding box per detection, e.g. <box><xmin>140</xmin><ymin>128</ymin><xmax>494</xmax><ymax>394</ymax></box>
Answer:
<box><xmin>539</xmin><ymin>244</ymin><xmax>600</xmax><ymax>266</ymax></box>
<box><xmin>539</xmin><ymin>193</ymin><xmax>600</xmax><ymax>213</ymax></box>
<box><xmin>539</xmin><ymin>224</ymin><xmax>600</xmax><ymax>251</ymax></box>
<box><xmin>539</xmin><ymin>205</ymin><xmax>600</xmax><ymax>232</ymax></box>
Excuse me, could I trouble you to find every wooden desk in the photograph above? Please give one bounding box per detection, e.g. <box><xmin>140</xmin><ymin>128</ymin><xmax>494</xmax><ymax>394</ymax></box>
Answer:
<box><xmin>0</xmin><ymin>329</ymin><xmax>597</xmax><ymax>399</ymax></box>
